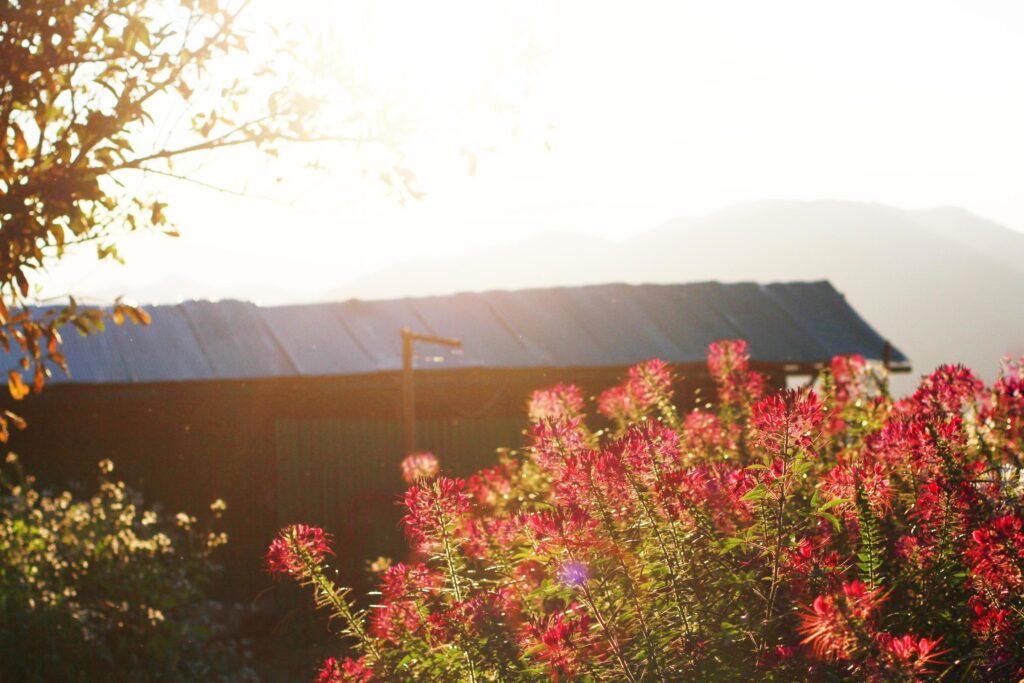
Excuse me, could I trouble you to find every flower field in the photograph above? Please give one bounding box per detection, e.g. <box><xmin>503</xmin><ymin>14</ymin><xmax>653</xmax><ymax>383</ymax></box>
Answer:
<box><xmin>270</xmin><ymin>341</ymin><xmax>1024</xmax><ymax>681</ymax></box>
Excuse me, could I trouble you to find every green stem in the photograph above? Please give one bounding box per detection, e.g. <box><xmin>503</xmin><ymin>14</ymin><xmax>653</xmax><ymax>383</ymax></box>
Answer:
<box><xmin>433</xmin><ymin>494</ymin><xmax>479</xmax><ymax>683</ymax></box>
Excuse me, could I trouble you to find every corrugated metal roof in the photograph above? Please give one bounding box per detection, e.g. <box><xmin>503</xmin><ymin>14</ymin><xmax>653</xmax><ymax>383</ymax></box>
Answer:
<box><xmin>20</xmin><ymin>281</ymin><xmax>909</xmax><ymax>385</ymax></box>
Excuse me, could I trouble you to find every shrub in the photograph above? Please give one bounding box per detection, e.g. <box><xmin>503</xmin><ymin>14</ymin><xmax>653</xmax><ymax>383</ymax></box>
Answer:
<box><xmin>270</xmin><ymin>343</ymin><xmax>1024</xmax><ymax>681</ymax></box>
<box><xmin>0</xmin><ymin>457</ymin><xmax>258</xmax><ymax>682</ymax></box>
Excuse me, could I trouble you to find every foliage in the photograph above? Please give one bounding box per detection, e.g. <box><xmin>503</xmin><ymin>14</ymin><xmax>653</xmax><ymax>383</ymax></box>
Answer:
<box><xmin>0</xmin><ymin>0</ymin><xmax>402</xmax><ymax>397</ymax></box>
<box><xmin>0</xmin><ymin>456</ymin><xmax>256</xmax><ymax>682</ymax></box>
<box><xmin>270</xmin><ymin>343</ymin><xmax>1024</xmax><ymax>682</ymax></box>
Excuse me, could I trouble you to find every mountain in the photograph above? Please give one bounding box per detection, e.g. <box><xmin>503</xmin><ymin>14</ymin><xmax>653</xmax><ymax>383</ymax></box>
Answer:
<box><xmin>78</xmin><ymin>275</ymin><xmax>296</xmax><ymax>307</ymax></box>
<box><xmin>331</xmin><ymin>201</ymin><xmax>1024</xmax><ymax>394</ymax></box>
<box><xmin>328</xmin><ymin>230</ymin><xmax>617</xmax><ymax>301</ymax></box>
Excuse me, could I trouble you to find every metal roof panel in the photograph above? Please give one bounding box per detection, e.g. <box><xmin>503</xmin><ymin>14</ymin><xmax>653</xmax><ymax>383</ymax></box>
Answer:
<box><xmin>6</xmin><ymin>281</ymin><xmax>907</xmax><ymax>384</ymax></box>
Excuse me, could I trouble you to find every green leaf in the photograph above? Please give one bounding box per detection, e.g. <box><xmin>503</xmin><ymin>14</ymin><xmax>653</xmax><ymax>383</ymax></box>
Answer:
<box><xmin>740</xmin><ymin>484</ymin><xmax>767</xmax><ymax>502</ymax></box>
<box><xmin>819</xmin><ymin>511</ymin><xmax>842</xmax><ymax>533</ymax></box>
<box><xmin>817</xmin><ymin>497</ymin><xmax>849</xmax><ymax>513</ymax></box>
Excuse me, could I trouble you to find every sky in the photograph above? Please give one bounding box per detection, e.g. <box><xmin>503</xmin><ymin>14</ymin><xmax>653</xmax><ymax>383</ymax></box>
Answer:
<box><xmin>41</xmin><ymin>0</ymin><xmax>1024</xmax><ymax>304</ymax></box>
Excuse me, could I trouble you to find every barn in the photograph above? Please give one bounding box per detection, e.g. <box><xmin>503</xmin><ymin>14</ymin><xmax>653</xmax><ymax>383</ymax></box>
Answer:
<box><xmin>3</xmin><ymin>280</ymin><xmax>909</xmax><ymax>595</ymax></box>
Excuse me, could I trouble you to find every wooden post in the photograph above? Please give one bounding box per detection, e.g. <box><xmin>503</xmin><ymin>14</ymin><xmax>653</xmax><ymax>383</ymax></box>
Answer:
<box><xmin>401</xmin><ymin>329</ymin><xmax>416</xmax><ymax>456</ymax></box>
<box><xmin>400</xmin><ymin>329</ymin><xmax>462</xmax><ymax>456</ymax></box>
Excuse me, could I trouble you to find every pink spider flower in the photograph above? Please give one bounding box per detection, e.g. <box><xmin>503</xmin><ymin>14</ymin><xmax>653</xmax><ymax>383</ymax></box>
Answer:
<box><xmin>626</xmin><ymin>358</ymin><xmax>674</xmax><ymax>409</ymax></box>
<box><xmin>866</xmin><ymin>417</ymin><xmax>938</xmax><ymax>472</ymax></box>
<box><xmin>318</xmin><ymin>656</ymin><xmax>373</xmax><ymax>683</ymax></box>
<box><xmin>876</xmin><ymin>633</ymin><xmax>947</xmax><ymax>676</ymax></box>
<box><xmin>751</xmin><ymin>390</ymin><xmax>825</xmax><ymax>457</ymax></box>
<box><xmin>756</xmin><ymin>643</ymin><xmax>800</xmax><ymax>670</ymax></box>
<box><xmin>821</xmin><ymin>458</ymin><xmax>894</xmax><ymax>520</ymax></box>
<box><xmin>427</xmin><ymin>594</ymin><xmax>496</xmax><ymax>644</ymax></box>
<box><xmin>615</xmin><ymin>422</ymin><xmax>681</xmax><ymax>481</ymax></box>
<box><xmin>966</xmin><ymin>513</ymin><xmax>1024</xmax><ymax>599</ymax></box>
<box><xmin>401</xmin><ymin>477</ymin><xmax>471</xmax><ymax>551</ymax></box>
<box><xmin>967</xmin><ymin>594</ymin><xmax>1015</xmax><ymax>644</ymax></box>
<box><xmin>466</xmin><ymin>462</ymin><xmax>515</xmax><ymax>510</ymax></box>
<box><xmin>910</xmin><ymin>363</ymin><xmax>983</xmax><ymax>420</ymax></box>
<box><xmin>707</xmin><ymin>339</ymin><xmax>751</xmax><ymax>381</ymax></box>
<box><xmin>825</xmin><ymin>354</ymin><xmax>869</xmax><ymax>433</ymax></box>
<box><xmin>707</xmin><ymin>339</ymin><xmax>766</xmax><ymax>406</ymax></box>
<box><xmin>783</xmin><ymin>532</ymin><xmax>844</xmax><ymax>598</ymax></box>
<box><xmin>400</xmin><ymin>451</ymin><xmax>440</xmax><ymax>484</ymax></box>
<box><xmin>525</xmin><ymin>507</ymin><xmax>600</xmax><ymax>555</ymax></box>
<box><xmin>682</xmin><ymin>409</ymin><xmax>733</xmax><ymax>454</ymax></box>
<box><xmin>379</xmin><ymin>562</ymin><xmax>442</xmax><ymax>602</ymax></box>
<box><xmin>531</xmin><ymin>417</ymin><xmax>589</xmax><ymax>471</ymax></box>
<box><xmin>800</xmin><ymin>580</ymin><xmax>883</xmax><ymax>661</ymax></box>
<box><xmin>911</xmin><ymin>479</ymin><xmax>974</xmax><ymax>546</ymax></box>
<box><xmin>554</xmin><ymin>447</ymin><xmax>632</xmax><ymax>516</ymax></box>
<box><xmin>266</xmin><ymin>524</ymin><xmax>333</xmax><ymax>578</ymax></box>
<box><xmin>661</xmin><ymin>464</ymin><xmax>756</xmax><ymax>533</ymax></box>
<box><xmin>894</xmin><ymin>534</ymin><xmax>933</xmax><ymax>570</ymax></box>
<box><xmin>523</xmin><ymin>606</ymin><xmax>593</xmax><ymax>680</ymax></box>
<box><xmin>370</xmin><ymin>599</ymin><xmax>424</xmax><ymax>644</ymax></box>
<box><xmin>528</xmin><ymin>383</ymin><xmax>585</xmax><ymax>423</ymax></box>
<box><xmin>597</xmin><ymin>385</ymin><xmax>638</xmax><ymax>424</ymax></box>
<box><xmin>980</xmin><ymin>358</ymin><xmax>1024</xmax><ymax>460</ymax></box>
<box><xmin>461</xmin><ymin>515</ymin><xmax>522</xmax><ymax>560</ymax></box>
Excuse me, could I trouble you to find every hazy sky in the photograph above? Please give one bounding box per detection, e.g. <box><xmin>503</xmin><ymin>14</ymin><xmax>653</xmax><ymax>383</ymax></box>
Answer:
<box><xmin>43</xmin><ymin>0</ymin><xmax>1024</xmax><ymax>303</ymax></box>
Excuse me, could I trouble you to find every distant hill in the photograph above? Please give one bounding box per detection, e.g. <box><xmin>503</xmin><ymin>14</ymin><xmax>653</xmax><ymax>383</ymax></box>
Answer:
<box><xmin>81</xmin><ymin>275</ymin><xmax>295</xmax><ymax>308</ymax></box>
<box><xmin>330</xmin><ymin>201</ymin><xmax>1024</xmax><ymax>394</ymax></box>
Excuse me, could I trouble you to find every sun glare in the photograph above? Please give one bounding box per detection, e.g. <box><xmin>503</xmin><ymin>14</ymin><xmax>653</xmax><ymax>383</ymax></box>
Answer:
<box><xmin>304</xmin><ymin>0</ymin><xmax>541</xmax><ymax>140</ymax></box>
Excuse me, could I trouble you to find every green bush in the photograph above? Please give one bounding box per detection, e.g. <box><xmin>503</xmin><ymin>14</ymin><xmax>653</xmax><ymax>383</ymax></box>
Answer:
<box><xmin>0</xmin><ymin>456</ymin><xmax>258</xmax><ymax>682</ymax></box>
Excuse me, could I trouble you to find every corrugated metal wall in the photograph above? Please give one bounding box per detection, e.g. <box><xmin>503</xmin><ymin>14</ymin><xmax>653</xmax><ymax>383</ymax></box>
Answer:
<box><xmin>274</xmin><ymin>416</ymin><xmax>526</xmax><ymax>581</ymax></box>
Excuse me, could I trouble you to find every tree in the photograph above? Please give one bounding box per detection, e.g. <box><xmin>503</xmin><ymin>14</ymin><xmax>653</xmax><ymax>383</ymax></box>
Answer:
<box><xmin>0</xmin><ymin>0</ymin><xmax>413</xmax><ymax>415</ymax></box>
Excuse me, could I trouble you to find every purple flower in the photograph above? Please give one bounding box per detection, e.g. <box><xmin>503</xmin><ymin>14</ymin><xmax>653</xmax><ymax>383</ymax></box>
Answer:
<box><xmin>558</xmin><ymin>560</ymin><xmax>589</xmax><ymax>587</ymax></box>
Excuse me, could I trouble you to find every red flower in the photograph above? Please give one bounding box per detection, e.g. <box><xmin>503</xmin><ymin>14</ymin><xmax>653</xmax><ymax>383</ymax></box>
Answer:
<box><xmin>554</xmin><ymin>447</ymin><xmax>633</xmax><ymax>516</ymax></box>
<box><xmin>756</xmin><ymin>643</ymin><xmax>800</xmax><ymax>670</ymax></box>
<box><xmin>866</xmin><ymin>417</ymin><xmax>937</xmax><ymax>472</ymax></box>
<box><xmin>821</xmin><ymin>458</ymin><xmax>893</xmax><ymax>520</ymax></box>
<box><xmin>912</xmin><ymin>479</ymin><xmax>974</xmax><ymax>546</ymax></box>
<box><xmin>380</xmin><ymin>562</ymin><xmax>442</xmax><ymax>602</ymax></box>
<box><xmin>597</xmin><ymin>359</ymin><xmax>675</xmax><ymax>424</ymax></box>
<box><xmin>783</xmin><ymin>533</ymin><xmax>844</xmax><ymax>597</ymax></box>
<box><xmin>707</xmin><ymin>339</ymin><xmax>765</xmax><ymax>407</ymax></box>
<box><xmin>426</xmin><ymin>595</ymin><xmax>496</xmax><ymax>643</ymax></box>
<box><xmin>682</xmin><ymin>409</ymin><xmax>734</xmax><ymax>453</ymax></box>
<box><xmin>529</xmin><ymin>384</ymin><xmax>585</xmax><ymax>423</ymax></box>
<box><xmin>968</xmin><ymin>594</ymin><xmax>1015</xmax><ymax>644</ymax></box>
<box><xmin>910</xmin><ymin>364</ymin><xmax>983</xmax><ymax>419</ymax></box>
<box><xmin>894</xmin><ymin>534</ymin><xmax>933</xmax><ymax>569</ymax></box>
<box><xmin>531</xmin><ymin>418</ymin><xmax>589</xmax><ymax>471</ymax></box>
<box><xmin>400</xmin><ymin>451</ymin><xmax>440</xmax><ymax>484</ymax></box>
<box><xmin>266</xmin><ymin>524</ymin><xmax>333</xmax><ymax>577</ymax></box>
<box><xmin>597</xmin><ymin>385</ymin><xmax>637</xmax><ymax>424</ymax></box>
<box><xmin>876</xmin><ymin>633</ymin><xmax>947</xmax><ymax>675</ymax></box>
<box><xmin>467</xmin><ymin>461</ymin><xmax>516</xmax><ymax>510</ymax></box>
<box><xmin>800</xmin><ymin>581</ymin><xmax>883</xmax><ymax>661</ymax></box>
<box><xmin>401</xmin><ymin>477</ymin><xmax>471</xmax><ymax>550</ymax></box>
<box><xmin>965</xmin><ymin>513</ymin><xmax>1024</xmax><ymax>647</ymax></box>
<box><xmin>626</xmin><ymin>358</ymin><xmax>674</xmax><ymax>408</ymax></box>
<box><xmin>522</xmin><ymin>606</ymin><xmax>593</xmax><ymax>680</ymax></box>
<box><xmin>751</xmin><ymin>390</ymin><xmax>824</xmax><ymax>456</ymax></box>
<box><xmin>617</xmin><ymin>423</ymin><xmax>681</xmax><ymax>479</ymax></box>
<box><xmin>318</xmin><ymin>656</ymin><xmax>373</xmax><ymax>683</ymax></box>
<box><xmin>660</xmin><ymin>464</ymin><xmax>756</xmax><ymax>533</ymax></box>
<box><xmin>525</xmin><ymin>507</ymin><xmax>599</xmax><ymax>554</ymax></box>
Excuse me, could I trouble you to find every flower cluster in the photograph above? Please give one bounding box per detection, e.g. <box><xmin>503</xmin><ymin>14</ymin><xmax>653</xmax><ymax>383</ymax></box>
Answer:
<box><xmin>268</xmin><ymin>342</ymin><xmax>1024</xmax><ymax>681</ymax></box>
